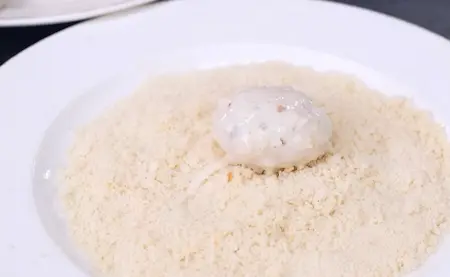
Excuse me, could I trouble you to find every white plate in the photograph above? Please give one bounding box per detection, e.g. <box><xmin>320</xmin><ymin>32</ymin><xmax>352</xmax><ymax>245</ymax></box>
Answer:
<box><xmin>1</xmin><ymin>0</ymin><xmax>450</xmax><ymax>276</ymax></box>
<box><xmin>0</xmin><ymin>0</ymin><xmax>156</xmax><ymax>26</ymax></box>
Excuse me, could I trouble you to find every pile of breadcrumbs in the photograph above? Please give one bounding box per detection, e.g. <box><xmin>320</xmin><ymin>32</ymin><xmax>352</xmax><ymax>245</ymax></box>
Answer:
<box><xmin>60</xmin><ymin>62</ymin><xmax>450</xmax><ymax>277</ymax></box>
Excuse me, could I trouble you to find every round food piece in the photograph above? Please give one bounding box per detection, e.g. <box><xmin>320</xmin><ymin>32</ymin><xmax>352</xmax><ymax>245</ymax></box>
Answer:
<box><xmin>213</xmin><ymin>86</ymin><xmax>332</xmax><ymax>170</ymax></box>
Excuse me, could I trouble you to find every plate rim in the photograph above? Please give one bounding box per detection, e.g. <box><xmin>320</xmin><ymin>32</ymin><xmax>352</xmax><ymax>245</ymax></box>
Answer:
<box><xmin>0</xmin><ymin>0</ymin><xmax>157</xmax><ymax>26</ymax></box>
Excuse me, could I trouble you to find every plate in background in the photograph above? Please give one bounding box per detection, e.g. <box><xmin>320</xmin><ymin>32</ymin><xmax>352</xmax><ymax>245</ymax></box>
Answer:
<box><xmin>0</xmin><ymin>0</ymin><xmax>157</xmax><ymax>26</ymax></box>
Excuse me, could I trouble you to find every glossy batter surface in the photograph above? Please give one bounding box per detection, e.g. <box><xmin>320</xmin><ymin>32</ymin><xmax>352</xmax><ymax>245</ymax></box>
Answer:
<box><xmin>213</xmin><ymin>86</ymin><xmax>332</xmax><ymax>169</ymax></box>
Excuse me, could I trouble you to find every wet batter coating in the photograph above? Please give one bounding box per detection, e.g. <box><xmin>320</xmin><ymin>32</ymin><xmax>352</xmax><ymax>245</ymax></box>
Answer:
<box><xmin>213</xmin><ymin>86</ymin><xmax>332</xmax><ymax>170</ymax></box>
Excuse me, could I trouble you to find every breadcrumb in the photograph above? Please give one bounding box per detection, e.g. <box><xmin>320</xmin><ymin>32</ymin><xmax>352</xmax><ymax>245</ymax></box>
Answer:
<box><xmin>61</xmin><ymin>62</ymin><xmax>450</xmax><ymax>277</ymax></box>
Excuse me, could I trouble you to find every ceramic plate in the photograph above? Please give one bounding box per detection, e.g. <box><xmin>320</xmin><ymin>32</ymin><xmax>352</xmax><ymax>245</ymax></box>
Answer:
<box><xmin>1</xmin><ymin>0</ymin><xmax>450</xmax><ymax>276</ymax></box>
<box><xmin>0</xmin><ymin>0</ymin><xmax>156</xmax><ymax>26</ymax></box>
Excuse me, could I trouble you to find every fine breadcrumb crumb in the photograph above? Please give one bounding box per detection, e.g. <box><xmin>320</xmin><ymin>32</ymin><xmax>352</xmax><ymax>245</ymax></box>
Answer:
<box><xmin>227</xmin><ymin>172</ymin><xmax>233</xmax><ymax>182</ymax></box>
<box><xmin>277</xmin><ymin>104</ymin><xmax>286</xmax><ymax>112</ymax></box>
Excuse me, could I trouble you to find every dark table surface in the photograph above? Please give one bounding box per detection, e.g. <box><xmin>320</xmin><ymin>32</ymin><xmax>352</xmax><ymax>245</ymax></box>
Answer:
<box><xmin>1</xmin><ymin>0</ymin><xmax>450</xmax><ymax>66</ymax></box>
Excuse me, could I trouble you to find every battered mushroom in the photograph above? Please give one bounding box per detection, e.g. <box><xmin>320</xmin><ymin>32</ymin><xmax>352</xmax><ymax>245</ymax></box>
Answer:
<box><xmin>213</xmin><ymin>86</ymin><xmax>332</xmax><ymax>170</ymax></box>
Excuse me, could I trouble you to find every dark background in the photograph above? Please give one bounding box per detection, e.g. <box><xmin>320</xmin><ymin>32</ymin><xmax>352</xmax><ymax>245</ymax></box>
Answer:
<box><xmin>1</xmin><ymin>0</ymin><xmax>450</xmax><ymax>65</ymax></box>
